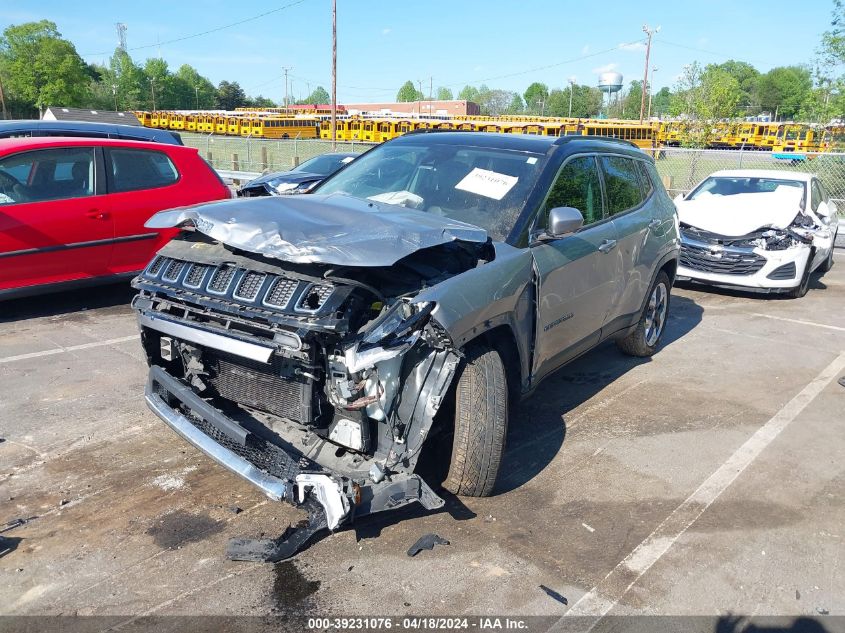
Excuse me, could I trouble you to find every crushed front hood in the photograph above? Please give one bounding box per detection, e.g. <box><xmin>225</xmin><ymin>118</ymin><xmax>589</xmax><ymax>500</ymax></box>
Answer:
<box><xmin>145</xmin><ymin>193</ymin><xmax>488</xmax><ymax>267</ymax></box>
<box><xmin>677</xmin><ymin>189</ymin><xmax>803</xmax><ymax>237</ymax></box>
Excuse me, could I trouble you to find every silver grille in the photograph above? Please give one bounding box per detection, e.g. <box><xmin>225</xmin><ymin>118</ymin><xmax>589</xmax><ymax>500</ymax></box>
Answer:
<box><xmin>208</xmin><ymin>266</ymin><xmax>236</xmax><ymax>294</ymax></box>
<box><xmin>183</xmin><ymin>264</ymin><xmax>208</xmax><ymax>288</ymax></box>
<box><xmin>162</xmin><ymin>260</ymin><xmax>185</xmax><ymax>282</ymax></box>
<box><xmin>234</xmin><ymin>271</ymin><xmax>266</xmax><ymax>302</ymax></box>
<box><xmin>263</xmin><ymin>278</ymin><xmax>298</xmax><ymax>308</ymax></box>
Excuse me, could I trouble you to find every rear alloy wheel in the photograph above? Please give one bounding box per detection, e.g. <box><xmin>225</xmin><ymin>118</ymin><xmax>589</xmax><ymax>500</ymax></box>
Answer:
<box><xmin>617</xmin><ymin>271</ymin><xmax>671</xmax><ymax>357</ymax></box>
<box><xmin>443</xmin><ymin>344</ymin><xmax>508</xmax><ymax>498</ymax></box>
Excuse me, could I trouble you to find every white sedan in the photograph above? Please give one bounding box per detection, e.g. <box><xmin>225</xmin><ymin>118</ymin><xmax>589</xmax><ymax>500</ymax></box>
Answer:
<box><xmin>674</xmin><ymin>169</ymin><xmax>839</xmax><ymax>298</ymax></box>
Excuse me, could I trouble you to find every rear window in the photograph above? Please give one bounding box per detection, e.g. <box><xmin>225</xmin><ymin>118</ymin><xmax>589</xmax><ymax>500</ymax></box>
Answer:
<box><xmin>107</xmin><ymin>148</ymin><xmax>179</xmax><ymax>193</ymax></box>
<box><xmin>599</xmin><ymin>156</ymin><xmax>646</xmax><ymax>216</ymax></box>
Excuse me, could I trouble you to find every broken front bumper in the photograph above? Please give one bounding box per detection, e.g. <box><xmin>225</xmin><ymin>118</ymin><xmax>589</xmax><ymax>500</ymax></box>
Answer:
<box><xmin>144</xmin><ymin>365</ymin><xmax>444</xmax><ymax>558</ymax></box>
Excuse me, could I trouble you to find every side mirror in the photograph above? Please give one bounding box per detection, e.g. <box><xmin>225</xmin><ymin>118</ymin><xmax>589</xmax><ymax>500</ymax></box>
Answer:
<box><xmin>816</xmin><ymin>201</ymin><xmax>834</xmax><ymax>218</ymax></box>
<box><xmin>548</xmin><ymin>207</ymin><xmax>584</xmax><ymax>238</ymax></box>
<box><xmin>674</xmin><ymin>193</ymin><xmax>685</xmax><ymax>204</ymax></box>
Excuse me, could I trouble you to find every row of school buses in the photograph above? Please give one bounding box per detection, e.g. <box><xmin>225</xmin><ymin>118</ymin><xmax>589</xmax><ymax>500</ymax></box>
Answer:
<box><xmin>135</xmin><ymin>109</ymin><xmax>845</xmax><ymax>153</ymax></box>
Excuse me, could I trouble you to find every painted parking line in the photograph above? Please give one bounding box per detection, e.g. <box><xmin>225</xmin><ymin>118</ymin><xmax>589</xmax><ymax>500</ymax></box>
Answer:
<box><xmin>0</xmin><ymin>335</ymin><xmax>138</xmax><ymax>364</ymax></box>
<box><xmin>563</xmin><ymin>350</ymin><xmax>845</xmax><ymax>620</ymax></box>
<box><xmin>750</xmin><ymin>313</ymin><xmax>845</xmax><ymax>333</ymax></box>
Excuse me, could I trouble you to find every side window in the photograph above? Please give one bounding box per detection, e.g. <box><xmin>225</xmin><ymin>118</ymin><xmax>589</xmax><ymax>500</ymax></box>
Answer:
<box><xmin>810</xmin><ymin>180</ymin><xmax>823</xmax><ymax>212</ymax></box>
<box><xmin>540</xmin><ymin>156</ymin><xmax>603</xmax><ymax>227</ymax></box>
<box><xmin>107</xmin><ymin>148</ymin><xmax>179</xmax><ymax>193</ymax></box>
<box><xmin>0</xmin><ymin>147</ymin><xmax>95</xmax><ymax>206</ymax></box>
<box><xmin>635</xmin><ymin>160</ymin><xmax>654</xmax><ymax>198</ymax></box>
<box><xmin>599</xmin><ymin>156</ymin><xmax>645</xmax><ymax>216</ymax></box>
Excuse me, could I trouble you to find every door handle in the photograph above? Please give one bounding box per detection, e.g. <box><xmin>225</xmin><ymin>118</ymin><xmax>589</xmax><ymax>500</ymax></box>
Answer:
<box><xmin>86</xmin><ymin>210</ymin><xmax>109</xmax><ymax>220</ymax></box>
<box><xmin>598</xmin><ymin>239</ymin><xmax>617</xmax><ymax>253</ymax></box>
<box><xmin>647</xmin><ymin>218</ymin><xmax>662</xmax><ymax>230</ymax></box>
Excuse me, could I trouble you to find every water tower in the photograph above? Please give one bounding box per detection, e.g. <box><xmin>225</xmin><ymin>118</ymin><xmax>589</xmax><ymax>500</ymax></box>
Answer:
<box><xmin>598</xmin><ymin>72</ymin><xmax>623</xmax><ymax>117</ymax></box>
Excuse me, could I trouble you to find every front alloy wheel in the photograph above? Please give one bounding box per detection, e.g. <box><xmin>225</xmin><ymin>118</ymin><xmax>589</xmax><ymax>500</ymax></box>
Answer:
<box><xmin>644</xmin><ymin>281</ymin><xmax>668</xmax><ymax>346</ymax></box>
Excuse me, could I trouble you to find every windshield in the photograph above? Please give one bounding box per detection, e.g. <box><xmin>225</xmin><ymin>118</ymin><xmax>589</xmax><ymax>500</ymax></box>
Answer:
<box><xmin>688</xmin><ymin>177</ymin><xmax>805</xmax><ymax>201</ymax></box>
<box><xmin>293</xmin><ymin>153</ymin><xmax>354</xmax><ymax>176</ymax></box>
<box><xmin>314</xmin><ymin>140</ymin><xmax>547</xmax><ymax>241</ymax></box>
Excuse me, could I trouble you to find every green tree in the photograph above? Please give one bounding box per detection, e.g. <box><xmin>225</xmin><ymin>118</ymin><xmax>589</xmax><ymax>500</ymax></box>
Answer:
<box><xmin>523</xmin><ymin>82</ymin><xmax>549</xmax><ymax>114</ymax></box>
<box><xmin>651</xmin><ymin>87</ymin><xmax>672</xmax><ymax>117</ymax></box>
<box><xmin>618</xmin><ymin>80</ymin><xmax>643</xmax><ymax>119</ymax></box>
<box><xmin>756</xmin><ymin>66</ymin><xmax>813</xmax><ymax>119</ymax></box>
<box><xmin>457</xmin><ymin>85</ymin><xmax>480</xmax><ymax>102</ymax></box>
<box><xmin>0</xmin><ymin>20</ymin><xmax>90</xmax><ymax>115</ymax></box>
<box><xmin>300</xmin><ymin>85</ymin><xmax>330</xmax><ymax>104</ymax></box>
<box><xmin>143</xmin><ymin>58</ymin><xmax>170</xmax><ymax>110</ymax></box>
<box><xmin>707</xmin><ymin>60</ymin><xmax>759</xmax><ymax>113</ymax></box>
<box><xmin>547</xmin><ymin>84</ymin><xmax>602</xmax><ymax>118</ymax></box>
<box><xmin>397</xmin><ymin>80</ymin><xmax>422</xmax><ymax>102</ymax></box>
<box><xmin>215</xmin><ymin>80</ymin><xmax>247</xmax><ymax>110</ymax></box>
<box><xmin>107</xmin><ymin>48</ymin><xmax>144</xmax><ymax>110</ymax></box>
<box><xmin>171</xmin><ymin>64</ymin><xmax>215</xmax><ymax>109</ymax></box>
<box><xmin>506</xmin><ymin>93</ymin><xmax>524</xmax><ymax>114</ymax></box>
<box><xmin>247</xmin><ymin>95</ymin><xmax>277</xmax><ymax>108</ymax></box>
<box><xmin>436</xmin><ymin>86</ymin><xmax>453</xmax><ymax>100</ymax></box>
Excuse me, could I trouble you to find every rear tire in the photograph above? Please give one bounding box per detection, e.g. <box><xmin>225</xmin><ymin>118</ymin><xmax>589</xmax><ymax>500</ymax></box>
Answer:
<box><xmin>443</xmin><ymin>345</ymin><xmax>508</xmax><ymax>498</ymax></box>
<box><xmin>617</xmin><ymin>270</ymin><xmax>671</xmax><ymax>357</ymax></box>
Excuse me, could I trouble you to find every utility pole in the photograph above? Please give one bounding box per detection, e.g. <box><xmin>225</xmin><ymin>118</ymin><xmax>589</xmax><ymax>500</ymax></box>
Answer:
<box><xmin>112</xmin><ymin>84</ymin><xmax>118</xmax><ymax>111</ymax></box>
<box><xmin>417</xmin><ymin>79</ymin><xmax>423</xmax><ymax>116</ymax></box>
<box><xmin>568</xmin><ymin>76</ymin><xmax>576</xmax><ymax>118</ymax></box>
<box><xmin>639</xmin><ymin>24</ymin><xmax>659</xmax><ymax>123</ymax></box>
<box><xmin>647</xmin><ymin>66</ymin><xmax>658</xmax><ymax>119</ymax></box>
<box><xmin>195</xmin><ymin>86</ymin><xmax>199</xmax><ymax>109</ymax></box>
<box><xmin>150</xmin><ymin>78</ymin><xmax>156</xmax><ymax>111</ymax></box>
<box><xmin>282</xmin><ymin>66</ymin><xmax>293</xmax><ymax>108</ymax></box>
<box><xmin>331</xmin><ymin>0</ymin><xmax>337</xmax><ymax>148</ymax></box>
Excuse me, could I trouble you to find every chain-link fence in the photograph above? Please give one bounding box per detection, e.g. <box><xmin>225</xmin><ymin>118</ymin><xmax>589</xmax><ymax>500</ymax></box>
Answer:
<box><xmin>180</xmin><ymin>132</ymin><xmax>377</xmax><ymax>174</ymax></box>
<box><xmin>179</xmin><ymin>133</ymin><xmax>844</xmax><ymax>246</ymax></box>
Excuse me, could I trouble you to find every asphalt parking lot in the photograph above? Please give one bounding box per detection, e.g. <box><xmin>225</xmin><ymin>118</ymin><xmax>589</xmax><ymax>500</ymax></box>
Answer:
<box><xmin>1</xmin><ymin>252</ymin><xmax>844</xmax><ymax>621</ymax></box>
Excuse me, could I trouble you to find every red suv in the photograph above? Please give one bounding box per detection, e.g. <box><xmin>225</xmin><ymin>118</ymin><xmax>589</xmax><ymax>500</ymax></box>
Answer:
<box><xmin>0</xmin><ymin>137</ymin><xmax>230</xmax><ymax>297</ymax></box>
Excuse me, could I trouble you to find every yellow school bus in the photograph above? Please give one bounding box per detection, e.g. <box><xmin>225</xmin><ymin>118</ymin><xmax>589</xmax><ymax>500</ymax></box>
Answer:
<box><xmin>772</xmin><ymin>124</ymin><xmax>823</xmax><ymax>153</ymax></box>
<box><xmin>583</xmin><ymin>123</ymin><xmax>656</xmax><ymax>149</ymax></box>
<box><xmin>184</xmin><ymin>115</ymin><xmax>197</xmax><ymax>132</ymax></box>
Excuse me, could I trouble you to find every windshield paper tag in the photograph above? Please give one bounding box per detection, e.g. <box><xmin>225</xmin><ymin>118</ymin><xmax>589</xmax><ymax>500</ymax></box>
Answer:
<box><xmin>455</xmin><ymin>168</ymin><xmax>518</xmax><ymax>201</ymax></box>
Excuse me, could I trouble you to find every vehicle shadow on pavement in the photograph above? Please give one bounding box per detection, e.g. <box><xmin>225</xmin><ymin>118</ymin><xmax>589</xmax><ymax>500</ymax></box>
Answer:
<box><xmin>496</xmin><ymin>293</ymin><xmax>704</xmax><ymax>495</ymax></box>
<box><xmin>0</xmin><ymin>281</ymin><xmax>136</xmax><ymax>323</ymax></box>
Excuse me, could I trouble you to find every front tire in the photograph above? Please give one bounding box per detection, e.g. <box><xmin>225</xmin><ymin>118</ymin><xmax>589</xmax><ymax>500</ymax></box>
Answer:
<box><xmin>786</xmin><ymin>250</ymin><xmax>814</xmax><ymax>299</ymax></box>
<box><xmin>819</xmin><ymin>237</ymin><xmax>836</xmax><ymax>274</ymax></box>
<box><xmin>617</xmin><ymin>270</ymin><xmax>671</xmax><ymax>357</ymax></box>
<box><xmin>443</xmin><ymin>345</ymin><xmax>508</xmax><ymax>498</ymax></box>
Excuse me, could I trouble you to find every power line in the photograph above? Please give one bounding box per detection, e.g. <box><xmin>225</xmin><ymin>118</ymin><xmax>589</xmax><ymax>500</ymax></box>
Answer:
<box><xmin>81</xmin><ymin>0</ymin><xmax>309</xmax><ymax>57</ymax></box>
<box><xmin>656</xmin><ymin>38</ymin><xmax>772</xmax><ymax>68</ymax></box>
<box><xmin>281</xmin><ymin>40</ymin><xmax>648</xmax><ymax>100</ymax></box>
<box><xmin>440</xmin><ymin>39</ymin><xmax>649</xmax><ymax>88</ymax></box>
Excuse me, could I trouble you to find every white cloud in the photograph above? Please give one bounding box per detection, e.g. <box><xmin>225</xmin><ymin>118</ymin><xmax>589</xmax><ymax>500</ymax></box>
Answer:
<box><xmin>592</xmin><ymin>63</ymin><xmax>618</xmax><ymax>74</ymax></box>
<box><xmin>581</xmin><ymin>44</ymin><xmax>590</xmax><ymax>55</ymax></box>
<box><xmin>619</xmin><ymin>41</ymin><xmax>646</xmax><ymax>52</ymax></box>
<box><xmin>381</xmin><ymin>28</ymin><xmax>392</xmax><ymax>35</ymax></box>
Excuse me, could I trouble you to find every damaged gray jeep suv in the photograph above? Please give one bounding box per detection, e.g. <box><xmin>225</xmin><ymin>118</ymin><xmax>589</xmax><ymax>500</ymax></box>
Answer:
<box><xmin>131</xmin><ymin>131</ymin><xmax>679</xmax><ymax>559</ymax></box>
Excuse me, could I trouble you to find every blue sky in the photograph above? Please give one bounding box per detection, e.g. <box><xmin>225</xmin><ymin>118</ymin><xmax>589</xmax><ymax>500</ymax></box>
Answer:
<box><xmin>0</xmin><ymin>0</ymin><xmax>836</xmax><ymax>103</ymax></box>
